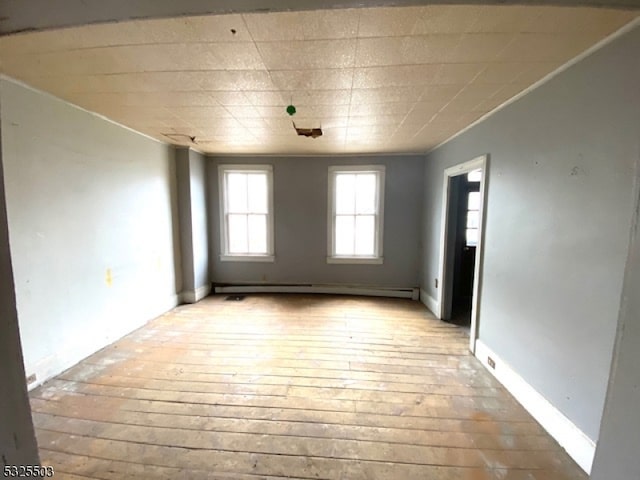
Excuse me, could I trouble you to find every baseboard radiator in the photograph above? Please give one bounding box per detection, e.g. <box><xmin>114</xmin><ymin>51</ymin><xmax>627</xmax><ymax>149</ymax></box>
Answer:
<box><xmin>213</xmin><ymin>283</ymin><xmax>420</xmax><ymax>300</ymax></box>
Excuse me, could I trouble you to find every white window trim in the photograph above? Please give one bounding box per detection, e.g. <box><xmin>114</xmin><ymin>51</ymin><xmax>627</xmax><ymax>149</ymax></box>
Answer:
<box><xmin>327</xmin><ymin>165</ymin><xmax>385</xmax><ymax>264</ymax></box>
<box><xmin>218</xmin><ymin>164</ymin><xmax>275</xmax><ymax>262</ymax></box>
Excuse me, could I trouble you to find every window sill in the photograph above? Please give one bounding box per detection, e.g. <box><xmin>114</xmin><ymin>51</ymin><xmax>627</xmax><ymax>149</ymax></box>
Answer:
<box><xmin>220</xmin><ymin>255</ymin><xmax>275</xmax><ymax>263</ymax></box>
<box><xmin>327</xmin><ymin>256</ymin><xmax>383</xmax><ymax>265</ymax></box>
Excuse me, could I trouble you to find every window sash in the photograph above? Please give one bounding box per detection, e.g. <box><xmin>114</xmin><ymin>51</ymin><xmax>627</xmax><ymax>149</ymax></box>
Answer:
<box><xmin>328</xmin><ymin>166</ymin><xmax>384</xmax><ymax>261</ymax></box>
<box><xmin>219</xmin><ymin>166</ymin><xmax>273</xmax><ymax>258</ymax></box>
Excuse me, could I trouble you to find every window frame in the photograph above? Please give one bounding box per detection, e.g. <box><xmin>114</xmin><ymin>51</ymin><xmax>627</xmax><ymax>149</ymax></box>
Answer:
<box><xmin>327</xmin><ymin>165</ymin><xmax>385</xmax><ymax>265</ymax></box>
<box><xmin>218</xmin><ymin>164</ymin><xmax>275</xmax><ymax>262</ymax></box>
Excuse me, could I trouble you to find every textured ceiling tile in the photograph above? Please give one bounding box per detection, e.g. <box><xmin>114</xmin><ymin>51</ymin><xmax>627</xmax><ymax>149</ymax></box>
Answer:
<box><xmin>431</xmin><ymin>111</ymin><xmax>483</xmax><ymax>127</ymax></box>
<box><xmin>473</xmin><ymin>63</ymin><xmax>530</xmax><ymax>84</ymax></box>
<box><xmin>224</xmin><ymin>105</ymin><xmax>262</xmax><ymax>118</ymax></box>
<box><xmin>243</xmin><ymin>91</ymin><xmax>287</xmax><ymax>106</ymax></box>
<box><xmin>121</xmin><ymin>42</ymin><xmax>266</xmax><ymax>71</ymax></box>
<box><xmin>497</xmin><ymin>33</ymin><xmax>603</xmax><ymax>63</ymax></box>
<box><xmin>346</xmin><ymin>125</ymin><xmax>391</xmax><ymax>139</ymax></box>
<box><xmin>270</xmin><ymin>69</ymin><xmax>354</xmax><ymax>91</ymax></box>
<box><xmin>255</xmin><ymin>106</ymin><xmax>292</xmax><ymax>118</ymax></box>
<box><xmin>450</xmin><ymin>34</ymin><xmax>515</xmax><ymax>63</ymax></box>
<box><xmin>414</xmin><ymin>5</ymin><xmax>483</xmax><ymax>34</ymax></box>
<box><xmin>170</xmin><ymin>106</ymin><xmax>232</xmax><ymax>119</ymax></box>
<box><xmin>467</xmin><ymin>6</ymin><xmax>545</xmax><ymax>33</ymax></box>
<box><xmin>86</xmin><ymin>14</ymin><xmax>250</xmax><ymax>45</ymax></box>
<box><xmin>356</xmin><ymin>35</ymin><xmax>462</xmax><ymax>67</ymax></box>
<box><xmin>393</xmin><ymin>123</ymin><xmax>426</xmax><ymax>137</ymax></box>
<box><xmin>455</xmin><ymin>83</ymin><xmax>505</xmax><ymax>102</ymax></box>
<box><xmin>350</xmin><ymin>86</ymin><xmax>423</xmax><ymax>105</ymax></box>
<box><xmin>222</xmin><ymin>71</ymin><xmax>277</xmax><ymax>91</ymax></box>
<box><xmin>2</xmin><ymin>5</ymin><xmax>634</xmax><ymax>156</ymax></box>
<box><xmin>22</xmin><ymin>42</ymin><xmax>267</xmax><ymax>75</ymax></box>
<box><xmin>434</xmin><ymin>63</ymin><xmax>485</xmax><ymax>85</ymax></box>
<box><xmin>347</xmin><ymin>115</ymin><xmax>406</xmax><ymax>127</ymax></box>
<box><xmin>420</xmin><ymin>84</ymin><xmax>464</xmax><ymax>101</ymax></box>
<box><xmin>401</xmin><ymin>109</ymin><xmax>438</xmax><ymax>126</ymax></box>
<box><xmin>0</xmin><ymin>14</ymin><xmax>251</xmax><ymax>56</ymax></box>
<box><xmin>352</xmin><ymin>65</ymin><xmax>440</xmax><ymax>88</ymax></box>
<box><xmin>411</xmin><ymin>99</ymin><xmax>451</xmax><ymax>114</ymax></box>
<box><xmin>243</xmin><ymin>9</ymin><xmax>360</xmax><ymax>41</ymax></box>
<box><xmin>291</xmin><ymin>90</ymin><xmax>352</xmax><ymax>106</ymax></box>
<box><xmin>357</xmin><ymin>6</ymin><xmax>426</xmax><ymax>37</ymax></box>
<box><xmin>439</xmin><ymin>98</ymin><xmax>486</xmax><ymax>114</ymax></box>
<box><xmin>293</xmin><ymin>105</ymin><xmax>350</xmax><ymax>118</ymax></box>
<box><xmin>237</xmin><ymin>117</ymin><xmax>270</xmax><ymax>129</ymax></box>
<box><xmin>349</xmin><ymin>102</ymin><xmax>414</xmax><ymax>117</ymax></box>
<box><xmin>256</xmin><ymin>39</ymin><xmax>356</xmax><ymax>70</ymax></box>
<box><xmin>209</xmin><ymin>91</ymin><xmax>252</xmax><ymax>106</ymax></box>
<box><xmin>533</xmin><ymin>7</ymin><xmax>637</xmax><ymax>34</ymax></box>
<box><xmin>358</xmin><ymin>5</ymin><xmax>485</xmax><ymax>37</ymax></box>
<box><xmin>122</xmin><ymin>92</ymin><xmax>223</xmax><ymax>107</ymax></box>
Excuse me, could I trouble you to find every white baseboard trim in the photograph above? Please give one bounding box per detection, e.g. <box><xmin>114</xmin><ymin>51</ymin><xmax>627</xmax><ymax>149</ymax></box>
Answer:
<box><xmin>419</xmin><ymin>288</ymin><xmax>440</xmax><ymax>316</ymax></box>
<box><xmin>180</xmin><ymin>284</ymin><xmax>212</xmax><ymax>304</ymax></box>
<box><xmin>214</xmin><ymin>284</ymin><xmax>417</xmax><ymax>299</ymax></box>
<box><xmin>475</xmin><ymin>339</ymin><xmax>596</xmax><ymax>474</ymax></box>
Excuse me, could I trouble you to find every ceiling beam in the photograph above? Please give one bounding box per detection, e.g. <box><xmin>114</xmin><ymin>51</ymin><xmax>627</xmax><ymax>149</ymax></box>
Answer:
<box><xmin>1</xmin><ymin>0</ymin><xmax>638</xmax><ymax>36</ymax></box>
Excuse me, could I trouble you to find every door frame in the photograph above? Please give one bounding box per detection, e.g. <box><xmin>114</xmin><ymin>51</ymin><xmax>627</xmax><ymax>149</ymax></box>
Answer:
<box><xmin>436</xmin><ymin>154</ymin><xmax>489</xmax><ymax>353</ymax></box>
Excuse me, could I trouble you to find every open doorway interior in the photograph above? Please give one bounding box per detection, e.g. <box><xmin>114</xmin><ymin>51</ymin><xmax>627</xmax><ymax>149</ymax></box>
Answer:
<box><xmin>437</xmin><ymin>154</ymin><xmax>487</xmax><ymax>353</ymax></box>
<box><xmin>444</xmin><ymin>170</ymin><xmax>482</xmax><ymax>332</ymax></box>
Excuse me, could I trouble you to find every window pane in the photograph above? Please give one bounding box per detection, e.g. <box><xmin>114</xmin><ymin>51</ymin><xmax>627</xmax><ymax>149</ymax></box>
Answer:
<box><xmin>468</xmin><ymin>191</ymin><xmax>480</xmax><ymax>210</ymax></box>
<box><xmin>335</xmin><ymin>174</ymin><xmax>356</xmax><ymax>214</ymax></box>
<box><xmin>355</xmin><ymin>173</ymin><xmax>376</xmax><ymax>214</ymax></box>
<box><xmin>467</xmin><ymin>169</ymin><xmax>482</xmax><ymax>182</ymax></box>
<box><xmin>335</xmin><ymin>215</ymin><xmax>355</xmax><ymax>255</ymax></box>
<box><xmin>247</xmin><ymin>214</ymin><xmax>267</xmax><ymax>254</ymax></box>
<box><xmin>227</xmin><ymin>173</ymin><xmax>247</xmax><ymax>212</ymax></box>
<box><xmin>355</xmin><ymin>215</ymin><xmax>375</xmax><ymax>255</ymax></box>
<box><xmin>466</xmin><ymin>228</ymin><xmax>478</xmax><ymax>247</ymax></box>
<box><xmin>228</xmin><ymin>214</ymin><xmax>248</xmax><ymax>253</ymax></box>
<box><xmin>247</xmin><ymin>173</ymin><xmax>268</xmax><ymax>214</ymax></box>
<box><xmin>467</xmin><ymin>210</ymin><xmax>479</xmax><ymax>229</ymax></box>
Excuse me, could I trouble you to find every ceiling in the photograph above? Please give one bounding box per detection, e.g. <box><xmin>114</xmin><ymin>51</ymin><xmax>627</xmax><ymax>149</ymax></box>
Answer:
<box><xmin>0</xmin><ymin>5</ymin><xmax>637</xmax><ymax>155</ymax></box>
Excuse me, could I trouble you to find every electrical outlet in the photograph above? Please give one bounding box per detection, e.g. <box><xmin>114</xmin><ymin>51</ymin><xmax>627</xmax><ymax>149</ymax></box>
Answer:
<box><xmin>26</xmin><ymin>373</ymin><xmax>37</xmax><ymax>385</ymax></box>
<box><xmin>487</xmin><ymin>357</ymin><xmax>496</xmax><ymax>369</ymax></box>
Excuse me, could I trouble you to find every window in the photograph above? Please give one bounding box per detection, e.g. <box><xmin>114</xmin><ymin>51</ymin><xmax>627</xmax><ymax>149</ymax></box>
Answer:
<box><xmin>328</xmin><ymin>166</ymin><xmax>385</xmax><ymax>264</ymax></box>
<box><xmin>219</xmin><ymin>165</ymin><xmax>274</xmax><ymax>261</ymax></box>
<box><xmin>466</xmin><ymin>191</ymin><xmax>481</xmax><ymax>247</ymax></box>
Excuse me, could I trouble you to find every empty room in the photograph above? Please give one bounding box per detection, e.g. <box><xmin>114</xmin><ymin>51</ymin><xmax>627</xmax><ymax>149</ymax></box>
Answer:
<box><xmin>1</xmin><ymin>1</ymin><xmax>639</xmax><ymax>479</ymax></box>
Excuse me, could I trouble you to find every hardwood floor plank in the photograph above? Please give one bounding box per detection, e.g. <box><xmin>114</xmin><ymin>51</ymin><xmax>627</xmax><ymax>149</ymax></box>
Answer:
<box><xmin>30</xmin><ymin>294</ymin><xmax>587</xmax><ymax>480</ymax></box>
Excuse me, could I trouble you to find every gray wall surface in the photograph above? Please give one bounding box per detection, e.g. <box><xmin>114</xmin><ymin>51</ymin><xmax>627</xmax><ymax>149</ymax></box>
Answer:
<box><xmin>0</xmin><ymin>102</ymin><xmax>39</xmax><ymax>467</ymax></box>
<box><xmin>189</xmin><ymin>150</ymin><xmax>210</xmax><ymax>290</ymax></box>
<box><xmin>0</xmin><ymin>77</ymin><xmax>181</xmax><ymax>387</ymax></box>
<box><xmin>176</xmin><ymin>148</ymin><xmax>196</xmax><ymax>292</ymax></box>
<box><xmin>591</xmin><ymin>166</ymin><xmax>640</xmax><ymax>479</ymax></box>
<box><xmin>208</xmin><ymin>155</ymin><xmax>423</xmax><ymax>288</ymax></box>
<box><xmin>176</xmin><ymin>147</ymin><xmax>210</xmax><ymax>294</ymax></box>
<box><xmin>420</xmin><ymin>26</ymin><xmax>640</xmax><ymax>441</ymax></box>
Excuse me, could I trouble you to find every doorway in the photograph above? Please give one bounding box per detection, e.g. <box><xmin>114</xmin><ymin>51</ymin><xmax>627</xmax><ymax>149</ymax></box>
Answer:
<box><xmin>436</xmin><ymin>155</ymin><xmax>488</xmax><ymax>353</ymax></box>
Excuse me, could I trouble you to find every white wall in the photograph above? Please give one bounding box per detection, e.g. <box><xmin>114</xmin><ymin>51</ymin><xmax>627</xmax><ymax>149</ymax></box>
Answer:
<box><xmin>420</xmin><ymin>24</ymin><xmax>639</xmax><ymax>469</ymax></box>
<box><xmin>591</xmin><ymin>161</ymin><xmax>640</xmax><ymax>479</ymax></box>
<box><xmin>0</xmin><ymin>77</ymin><xmax>181</xmax><ymax>388</ymax></box>
<box><xmin>0</xmin><ymin>104</ymin><xmax>39</xmax><ymax>466</ymax></box>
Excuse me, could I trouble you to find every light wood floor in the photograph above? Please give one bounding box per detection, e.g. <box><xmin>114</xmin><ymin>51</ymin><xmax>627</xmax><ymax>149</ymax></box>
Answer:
<box><xmin>30</xmin><ymin>294</ymin><xmax>587</xmax><ymax>480</ymax></box>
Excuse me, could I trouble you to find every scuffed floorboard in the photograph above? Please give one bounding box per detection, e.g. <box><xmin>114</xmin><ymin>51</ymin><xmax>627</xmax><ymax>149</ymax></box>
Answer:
<box><xmin>29</xmin><ymin>294</ymin><xmax>587</xmax><ymax>480</ymax></box>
